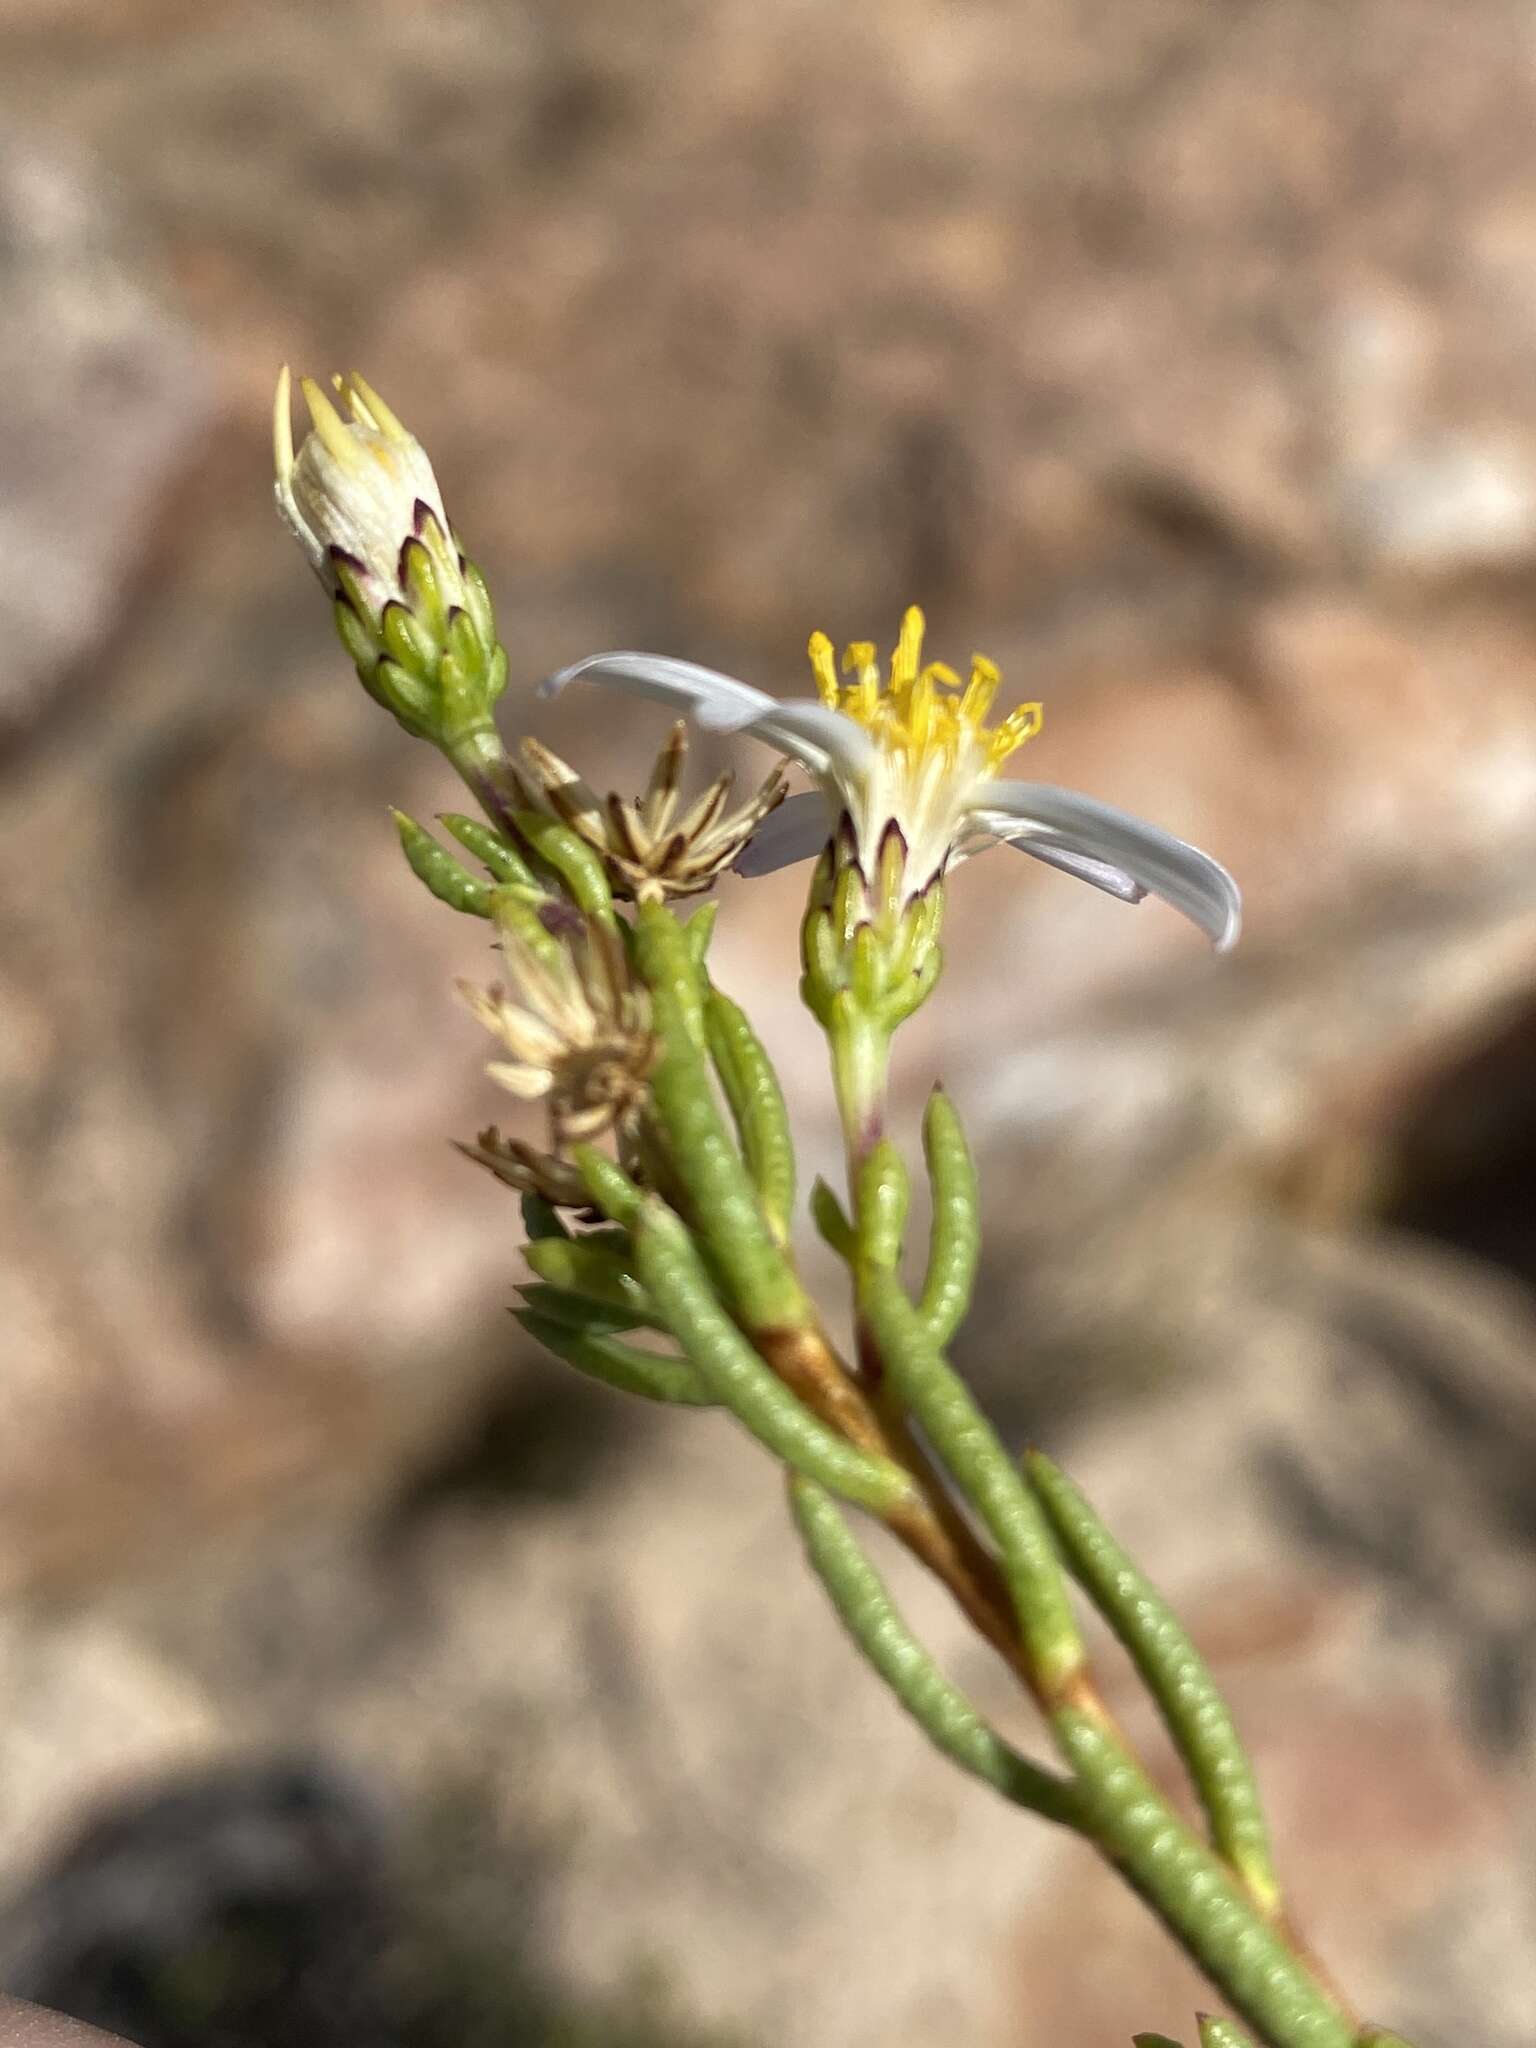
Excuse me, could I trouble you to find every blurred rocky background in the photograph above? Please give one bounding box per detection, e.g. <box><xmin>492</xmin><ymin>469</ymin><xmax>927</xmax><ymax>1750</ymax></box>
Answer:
<box><xmin>4</xmin><ymin>0</ymin><xmax>1536</xmax><ymax>2042</ymax></box>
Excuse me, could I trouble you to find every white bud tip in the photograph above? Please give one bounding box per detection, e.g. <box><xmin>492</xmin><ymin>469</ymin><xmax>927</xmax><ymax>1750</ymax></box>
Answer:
<box><xmin>272</xmin><ymin>364</ymin><xmax>294</xmax><ymax>482</ymax></box>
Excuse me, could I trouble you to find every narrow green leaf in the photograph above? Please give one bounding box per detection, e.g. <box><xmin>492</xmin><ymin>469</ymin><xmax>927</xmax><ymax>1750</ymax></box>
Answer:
<box><xmin>788</xmin><ymin>1475</ymin><xmax>1081</xmax><ymax>1826</ymax></box>
<box><xmin>523</xmin><ymin>1237</ymin><xmax>658</xmax><ymax>1325</ymax></box>
<box><xmin>1025</xmin><ymin>1451</ymin><xmax>1282</xmax><ymax>1918</ymax></box>
<box><xmin>683</xmin><ymin>900</ymin><xmax>719</xmax><ymax>965</ymax></box>
<box><xmin>1198</xmin><ymin>2020</ymin><xmax>1259</xmax><ymax>2048</ymax></box>
<box><xmin>572</xmin><ymin>1147</ymin><xmax>646</xmax><ymax>1229</ymax></box>
<box><xmin>1133</xmin><ymin>2034</ymin><xmax>1186</xmax><ymax>2048</ymax></box>
<box><xmin>517</xmin><ymin>1283</ymin><xmax>647</xmax><ymax>1336</ymax></box>
<box><xmin>488</xmin><ymin>885</ymin><xmax>572</xmax><ymax>976</ymax></box>
<box><xmin>634</xmin><ymin>1198</ymin><xmax>912</xmax><ymax>1516</ymax></box>
<box><xmin>810</xmin><ymin>1177</ymin><xmax>855</xmax><ymax>1260</ymax></box>
<box><xmin>440</xmin><ymin>811</ymin><xmax>537</xmax><ymax>888</ymax></box>
<box><xmin>918</xmin><ymin>1087</ymin><xmax>980</xmax><ymax>1346</ymax></box>
<box><xmin>1056</xmin><ymin>1714</ymin><xmax>1353</xmax><ymax>2048</ymax></box>
<box><xmin>391</xmin><ymin>810</ymin><xmax>492</xmax><ymax>917</ymax></box>
<box><xmin>633</xmin><ymin>896</ymin><xmax>705</xmax><ymax>1044</ymax></box>
<box><xmin>633</xmin><ymin>905</ymin><xmax>806</xmax><ymax>1331</ymax></box>
<box><xmin>854</xmin><ymin>1140</ymin><xmax>909</xmax><ymax>1272</ymax></box>
<box><xmin>510</xmin><ymin>810</ymin><xmax>615</xmax><ymax>921</ymax></box>
<box><xmin>705</xmin><ymin>989</ymin><xmax>796</xmax><ymax>1242</ymax></box>
<box><xmin>515</xmin><ymin>1310</ymin><xmax>715</xmax><ymax>1407</ymax></box>
<box><xmin>856</xmin><ymin>1265</ymin><xmax>1084</xmax><ymax>1698</ymax></box>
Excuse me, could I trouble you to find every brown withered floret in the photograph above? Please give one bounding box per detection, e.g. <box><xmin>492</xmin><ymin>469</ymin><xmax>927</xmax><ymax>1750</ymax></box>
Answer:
<box><xmin>516</xmin><ymin>722</ymin><xmax>785</xmax><ymax>903</ymax></box>
<box><xmin>457</xmin><ymin>903</ymin><xmax>656</xmax><ymax>1208</ymax></box>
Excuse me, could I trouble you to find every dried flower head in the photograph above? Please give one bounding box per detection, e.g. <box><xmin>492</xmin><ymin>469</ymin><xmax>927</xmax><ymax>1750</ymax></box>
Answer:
<box><xmin>513</xmin><ymin>724</ymin><xmax>786</xmax><ymax>903</ymax></box>
<box><xmin>458</xmin><ymin>899</ymin><xmax>657</xmax><ymax>1201</ymax></box>
<box><xmin>456</xmin><ymin>1124</ymin><xmax>595</xmax><ymax>1209</ymax></box>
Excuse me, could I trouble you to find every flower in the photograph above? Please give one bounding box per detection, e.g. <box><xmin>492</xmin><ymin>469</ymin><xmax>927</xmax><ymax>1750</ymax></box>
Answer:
<box><xmin>274</xmin><ymin>367</ymin><xmax>463</xmax><ymax>609</ymax></box>
<box><xmin>273</xmin><ymin>367</ymin><xmax>505</xmax><ymax>746</ymax></box>
<box><xmin>458</xmin><ymin>897</ymin><xmax>657</xmax><ymax>1165</ymax></box>
<box><xmin>541</xmin><ymin>607</ymin><xmax>1242</xmax><ymax>949</ymax></box>
<box><xmin>515</xmin><ymin>722</ymin><xmax>787</xmax><ymax>903</ymax></box>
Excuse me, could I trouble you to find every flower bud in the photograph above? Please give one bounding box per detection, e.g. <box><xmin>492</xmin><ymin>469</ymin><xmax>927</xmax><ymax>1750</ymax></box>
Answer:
<box><xmin>273</xmin><ymin>367</ymin><xmax>506</xmax><ymax>748</ymax></box>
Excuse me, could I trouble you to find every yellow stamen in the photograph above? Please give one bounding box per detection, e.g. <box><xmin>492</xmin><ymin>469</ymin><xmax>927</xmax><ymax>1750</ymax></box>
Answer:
<box><xmin>893</xmin><ymin>605</ymin><xmax>925</xmax><ymax>688</ymax></box>
<box><xmin>844</xmin><ymin>641</ymin><xmax>879</xmax><ymax>724</ymax></box>
<box><xmin>908</xmin><ymin>664</ymin><xmax>934</xmax><ymax>750</ymax></box>
<box><xmin>989</xmin><ymin>702</ymin><xmax>1043</xmax><ymax>765</ymax></box>
<box><xmin>809</xmin><ymin>631</ymin><xmax>839</xmax><ymax>708</ymax></box>
<box><xmin>805</xmin><ymin>608</ymin><xmax>1043</xmax><ymax>776</ymax></box>
<box><xmin>959</xmin><ymin>655</ymin><xmax>1000</xmax><ymax>726</ymax></box>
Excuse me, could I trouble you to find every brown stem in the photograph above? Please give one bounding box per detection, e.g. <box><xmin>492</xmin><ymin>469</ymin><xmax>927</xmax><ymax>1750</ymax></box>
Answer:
<box><xmin>758</xmin><ymin>1318</ymin><xmax>1115</xmax><ymax>1726</ymax></box>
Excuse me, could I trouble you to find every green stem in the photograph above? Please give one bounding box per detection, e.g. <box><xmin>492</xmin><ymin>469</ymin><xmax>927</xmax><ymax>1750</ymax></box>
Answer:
<box><xmin>828</xmin><ymin>995</ymin><xmax>891</xmax><ymax>1169</ymax></box>
<box><xmin>445</xmin><ymin>724</ymin><xmax>527</xmax><ymax>842</ymax></box>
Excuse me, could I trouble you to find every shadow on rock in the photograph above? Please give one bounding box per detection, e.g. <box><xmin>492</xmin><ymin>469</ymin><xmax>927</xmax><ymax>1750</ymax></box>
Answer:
<box><xmin>0</xmin><ymin>1757</ymin><xmax>739</xmax><ymax>2048</ymax></box>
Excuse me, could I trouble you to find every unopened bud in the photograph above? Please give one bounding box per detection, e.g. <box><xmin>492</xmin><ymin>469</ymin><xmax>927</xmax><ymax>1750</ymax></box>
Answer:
<box><xmin>274</xmin><ymin>367</ymin><xmax>506</xmax><ymax>748</ymax></box>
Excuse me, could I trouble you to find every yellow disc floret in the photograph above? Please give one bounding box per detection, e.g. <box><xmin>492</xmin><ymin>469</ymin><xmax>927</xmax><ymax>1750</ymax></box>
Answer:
<box><xmin>808</xmin><ymin>605</ymin><xmax>1041</xmax><ymax>779</ymax></box>
<box><xmin>805</xmin><ymin>606</ymin><xmax>1042</xmax><ymax>899</ymax></box>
